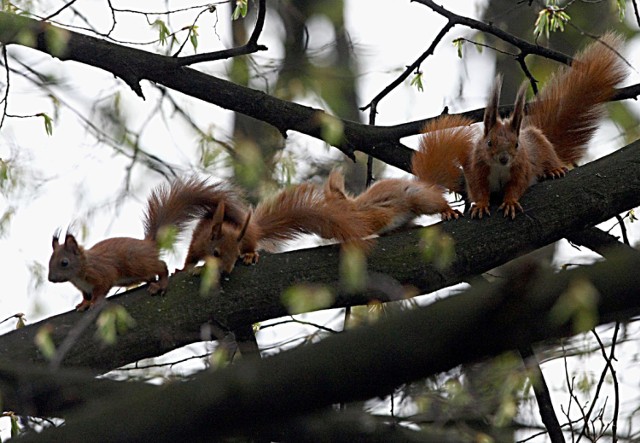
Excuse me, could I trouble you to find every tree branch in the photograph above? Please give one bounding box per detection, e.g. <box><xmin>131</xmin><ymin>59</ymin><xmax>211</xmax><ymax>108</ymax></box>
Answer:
<box><xmin>19</xmin><ymin>247</ymin><xmax>640</xmax><ymax>442</ymax></box>
<box><xmin>1</xmin><ymin>139</ymin><xmax>639</xmax><ymax>374</ymax></box>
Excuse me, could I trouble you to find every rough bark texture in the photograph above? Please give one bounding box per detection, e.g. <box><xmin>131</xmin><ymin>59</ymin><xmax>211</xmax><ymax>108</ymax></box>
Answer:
<box><xmin>1</xmin><ymin>140</ymin><xmax>639</xmax><ymax>374</ymax></box>
<box><xmin>15</xmin><ymin>247</ymin><xmax>640</xmax><ymax>442</ymax></box>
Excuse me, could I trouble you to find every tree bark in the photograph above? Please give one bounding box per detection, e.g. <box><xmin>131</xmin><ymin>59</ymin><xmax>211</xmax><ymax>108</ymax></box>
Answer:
<box><xmin>1</xmin><ymin>139</ymin><xmax>639</xmax><ymax>374</ymax></box>
<box><xmin>17</xmin><ymin>247</ymin><xmax>640</xmax><ymax>442</ymax></box>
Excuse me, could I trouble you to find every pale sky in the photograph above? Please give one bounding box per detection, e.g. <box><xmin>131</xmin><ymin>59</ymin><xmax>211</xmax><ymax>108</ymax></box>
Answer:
<box><xmin>1</xmin><ymin>0</ymin><xmax>639</xmax><ymax>438</ymax></box>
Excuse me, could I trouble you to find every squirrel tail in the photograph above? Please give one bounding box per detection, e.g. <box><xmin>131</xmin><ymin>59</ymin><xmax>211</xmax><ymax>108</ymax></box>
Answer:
<box><xmin>253</xmin><ymin>182</ymin><xmax>368</xmax><ymax>251</ymax></box>
<box><xmin>526</xmin><ymin>32</ymin><xmax>628</xmax><ymax>165</ymax></box>
<box><xmin>411</xmin><ymin>114</ymin><xmax>476</xmax><ymax>194</ymax></box>
<box><xmin>143</xmin><ymin>176</ymin><xmax>245</xmax><ymax>242</ymax></box>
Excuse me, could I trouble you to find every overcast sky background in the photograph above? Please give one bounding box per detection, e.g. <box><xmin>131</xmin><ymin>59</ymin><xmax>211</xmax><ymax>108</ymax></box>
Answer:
<box><xmin>1</xmin><ymin>0</ymin><xmax>639</xmax><ymax>439</ymax></box>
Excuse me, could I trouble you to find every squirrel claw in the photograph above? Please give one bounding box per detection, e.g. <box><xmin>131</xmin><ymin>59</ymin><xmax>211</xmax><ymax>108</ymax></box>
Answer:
<box><xmin>148</xmin><ymin>282</ymin><xmax>166</xmax><ymax>296</ymax></box>
<box><xmin>470</xmin><ymin>203</ymin><xmax>490</xmax><ymax>219</ymax></box>
<box><xmin>498</xmin><ymin>201</ymin><xmax>524</xmax><ymax>219</ymax></box>
<box><xmin>241</xmin><ymin>251</ymin><xmax>259</xmax><ymax>265</ymax></box>
<box><xmin>441</xmin><ymin>208</ymin><xmax>462</xmax><ymax>221</ymax></box>
<box><xmin>75</xmin><ymin>299</ymin><xmax>93</xmax><ymax>312</ymax></box>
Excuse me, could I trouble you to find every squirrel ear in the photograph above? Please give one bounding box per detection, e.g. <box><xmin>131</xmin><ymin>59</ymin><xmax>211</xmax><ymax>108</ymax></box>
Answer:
<box><xmin>325</xmin><ymin>170</ymin><xmax>347</xmax><ymax>199</ymax></box>
<box><xmin>64</xmin><ymin>234</ymin><xmax>80</xmax><ymax>254</ymax></box>
<box><xmin>236</xmin><ymin>211</ymin><xmax>252</xmax><ymax>243</ymax></box>
<box><xmin>210</xmin><ymin>202</ymin><xmax>225</xmax><ymax>240</ymax></box>
<box><xmin>484</xmin><ymin>75</ymin><xmax>502</xmax><ymax>136</ymax></box>
<box><xmin>52</xmin><ymin>230</ymin><xmax>61</xmax><ymax>250</ymax></box>
<box><xmin>510</xmin><ymin>82</ymin><xmax>528</xmax><ymax>136</ymax></box>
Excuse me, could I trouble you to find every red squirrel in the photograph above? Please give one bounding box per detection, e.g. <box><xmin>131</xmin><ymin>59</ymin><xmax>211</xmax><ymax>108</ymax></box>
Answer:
<box><xmin>322</xmin><ymin>167</ymin><xmax>462</xmax><ymax>237</ymax></box>
<box><xmin>182</xmin><ymin>181</ymin><xmax>371</xmax><ymax>276</ymax></box>
<box><xmin>48</xmin><ymin>177</ymin><xmax>242</xmax><ymax>311</ymax></box>
<box><xmin>414</xmin><ymin>32</ymin><xmax>627</xmax><ymax>219</ymax></box>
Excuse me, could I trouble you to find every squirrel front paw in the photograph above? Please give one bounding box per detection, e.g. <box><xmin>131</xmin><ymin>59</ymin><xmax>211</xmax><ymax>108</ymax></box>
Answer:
<box><xmin>470</xmin><ymin>202</ymin><xmax>491</xmax><ymax>219</ymax></box>
<box><xmin>498</xmin><ymin>200</ymin><xmax>524</xmax><ymax>219</ymax></box>
<box><xmin>441</xmin><ymin>207</ymin><xmax>463</xmax><ymax>221</ymax></box>
<box><xmin>75</xmin><ymin>299</ymin><xmax>93</xmax><ymax>312</ymax></box>
<box><xmin>241</xmin><ymin>251</ymin><xmax>260</xmax><ymax>265</ymax></box>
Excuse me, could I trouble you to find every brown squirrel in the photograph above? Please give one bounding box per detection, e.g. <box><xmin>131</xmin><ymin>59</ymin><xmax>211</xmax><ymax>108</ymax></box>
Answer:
<box><xmin>414</xmin><ymin>32</ymin><xmax>627</xmax><ymax>219</ymax></box>
<box><xmin>411</xmin><ymin>114</ymin><xmax>477</xmax><ymax>199</ymax></box>
<box><xmin>182</xmin><ymin>181</ymin><xmax>371</xmax><ymax>276</ymax></box>
<box><xmin>48</xmin><ymin>177</ymin><xmax>243</xmax><ymax>311</ymax></box>
<box><xmin>323</xmin><ymin>168</ymin><xmax>462</xmax><ymax>236</ymax></box>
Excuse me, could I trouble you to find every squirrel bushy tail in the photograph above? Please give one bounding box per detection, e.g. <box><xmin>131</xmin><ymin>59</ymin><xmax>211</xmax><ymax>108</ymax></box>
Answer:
<box><xmin>411</xmin><ymin>114</ymin><xmax>476</xmax><ymax>194</ymax></box>
<box><xmin>526</xmin><ymin>32</ymin><xmax>627</xmax><ymax>165</ymax></box>
<box><xmin>143</xmin><ymin>176</ymin><xmax>244</xmax><ymax>242</ymax></box>
<box><xmin>253</xmin><ymin>182</ymin><xmax>369</xmax><ymax>251</ymax></box>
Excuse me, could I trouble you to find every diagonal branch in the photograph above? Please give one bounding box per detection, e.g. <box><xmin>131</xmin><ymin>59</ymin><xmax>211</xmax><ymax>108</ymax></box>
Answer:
<box><xmin>19</xmin><ymin>247</ymin><xmax>640</xmax><ymax>442</ymax></box>
<box><xmin>1</xmin><ymin>138</ymin><xmax>639</xmax><ymax>375</ymax></box>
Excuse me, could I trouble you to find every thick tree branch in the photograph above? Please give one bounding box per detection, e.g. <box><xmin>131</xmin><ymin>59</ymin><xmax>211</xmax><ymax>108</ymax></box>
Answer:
<box><xmin>1</xmin><ymin>139</ymin><xmax>639</xmax><ymax>375</ymax></box>
<box><xmin>19</xmin><ymin>248</ymin><xmax>640</xmax><ymax>442</ymax></box>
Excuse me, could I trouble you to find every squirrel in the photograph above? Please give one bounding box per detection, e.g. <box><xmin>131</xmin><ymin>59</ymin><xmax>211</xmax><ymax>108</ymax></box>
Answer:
<box><xmin>323</xmin><ymin>168</ymin><xmax>462</xmax><ymax>237</ymax></box>
<box><xmin>411</xmin><ymin>113</ymin><xmax>477</xmax><ymax>200</ymax></box>
<box><xmin>48</xmin><ymin>177</ymin><xmax>242</xmax><ymax>311</ymax></box>
<box><xmin>467</xmin><ymin>32</ymin><xmax>627</xmax><ymax>219</ymax></box>
<box><xmin>182</xmin><ymin>181</ymin><xmax>371</xmax><ymax>276</ymax></box>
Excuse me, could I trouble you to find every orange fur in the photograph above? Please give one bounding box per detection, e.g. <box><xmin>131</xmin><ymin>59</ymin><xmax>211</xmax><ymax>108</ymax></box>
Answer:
<box><xmin>412</xmin><ymin>114</ymin><xmax>476</xmax><ymax>194</ymax></box>
<box><xmin>184</xmin><ymin>181</ymin><xmax>371</xmax><ymax>276</ymax></box>
<box><xmin>526</xmin><ymin>32</ymin><xmax>627</xmax><ymax>165</ymax></box>
<box><xmin>467</xmin><ymin>33</ymin><xmax>627</xmax><ymax>219</ymax></box>
<box><xmin>325</xmin><ymin>170</ymin><xmax>461</xmax><ymax>235</ymax></box>
<box><xmin>48</xmin><ymin>177</ymin><xmax>235</xmax><ymax>311</ymax></box>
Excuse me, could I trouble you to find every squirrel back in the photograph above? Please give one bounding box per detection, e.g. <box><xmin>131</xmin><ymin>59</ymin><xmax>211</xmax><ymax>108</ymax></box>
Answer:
<box><xmin>526</xmin><ymin>32</ymin><xmax>627</xmax><ymax>165</ymax></box>
<box><xmin>412</xmin><ymin>114</ymin><xmax>476</xmax><ymax>194</ymax></box>
<box><xmin>253</xmin><ymin>182</ymin><xmax>370</xmax><ymax>249</ymax></box>
<box><xmin>183</xmin><ymin>180</ymin><xmax>371</xmax><ymax>276</ymax></box>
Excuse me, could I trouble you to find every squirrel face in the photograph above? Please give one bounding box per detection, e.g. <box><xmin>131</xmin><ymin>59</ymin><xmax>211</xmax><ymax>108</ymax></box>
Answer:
<box><xmin>48</xmin><ymin>234</ymin><xmax>83</xmax><ymax>283</ymax></box>
<box><xmin>484</xmin><ymin>123</ymin><xmax>520</xmax><ymax>167</ymax></box>
<box><xmin>482</xmin><ymin>76</ymin><xmax>526</xmax><ymax>169</ymax></box>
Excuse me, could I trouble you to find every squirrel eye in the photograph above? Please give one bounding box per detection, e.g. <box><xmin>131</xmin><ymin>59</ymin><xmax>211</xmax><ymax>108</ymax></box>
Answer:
<box><xmin>212</xmin><ymin>250</ymin><xmax>221</xmax><ymax>258</ymax></box>
<box><xmin>487</xmin><ymin>140</ymin><xmax>492</xmax><ymax>148</ymax></box>
<box><xmin>515</xmin><ymin>142</ymin><xmax>519</xmax><ymax>149</ymax></box>
<box><xmin>61</xmin><ymin>258</ymin><xmax>69</xmax><ymax>268</ymax></box>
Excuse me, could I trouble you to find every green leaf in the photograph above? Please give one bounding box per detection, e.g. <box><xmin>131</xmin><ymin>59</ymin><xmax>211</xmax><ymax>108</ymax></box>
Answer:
<box><xmin>38</xmin><ymin>112</ymin><xmax>53</xmax><ymax>136</ymax></box>
<box><xmin>452</xmin><ymin>38</ymin><xmax>463</xmax><ymax>58</ymax></box>
<box><xmin>34</xmin><ymin>325</ymin><xmax>56</xmax><ymax>360</ymax></box>
<box><xmin>232</xmin><ymin>0</ymin><xmax>248</xmax><ymax>20</ymax></box>
<box><xmin>316</xmin><ymin>112</ymin><xmax>344</xmax><ymax>146</ymax></box>
<box><xmin>549</xmin><ymin>277</ymin><xmax>600</xmax><ymax>333</ymax></box>
<box><xmin>10</xmin><ymin>413</ymin><xmax>19</xmax><ymax>438</ymax></box>
<box><xmin>410</xmin><ymin>71</ymin><xmax>424</xmax><ymax>92</ymax></box>
<box><xmin>15</xmin><ymin>313</ymin><xmax>26</xmax><ymax>329</ymax></box>
<box><xmin>420</xmin><ymin>227</ymin><xmax>455</xmax><ymax>270</ymax></box>
<box><xmin>96</xmin><ymin>305</ymin><xmax>136</xmax><ymax>345</ymax></box>
<box><xmin>534</xmin><ymin>2</ymin><xmax>571</xmax><ymax>39</ymax></box>
<box><xmin>281</xmin><ymin>284</ymin><xmax>335</xmax><ymax>315</ymax></box>
<box><xmin>340</xmin><ymin>245</ymin><xmax>367</xmax><ymax>293</ymax></box>
<box><xmin>189</xmin><ymin>25</ymin><xmax>199</xmax><ymax>51</ymax></box>
<box><xmin>199</xmin><ymin>257</ymin><xmax>220</xmax><ymax>296</ymax></box>
<box><xmin>153</xmin><ymin>19</ymin><xmax>171</xmax><ymax>46</ymax></box>
<box><xmin>156</xmin><ymin>224</ymin><xmax>179</xmax><ymax>252</ymax></box>
<box><xmin>616</xmin><ymin>0</ymin><xmax>626</xmax><ymax>21</ymax></box>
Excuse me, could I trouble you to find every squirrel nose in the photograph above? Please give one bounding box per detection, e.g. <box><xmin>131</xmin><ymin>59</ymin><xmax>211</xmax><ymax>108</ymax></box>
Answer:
<box><xmin>498</xmin><ymin>153</ymin><xmax>510</xmax><ymax>165</ymax></box>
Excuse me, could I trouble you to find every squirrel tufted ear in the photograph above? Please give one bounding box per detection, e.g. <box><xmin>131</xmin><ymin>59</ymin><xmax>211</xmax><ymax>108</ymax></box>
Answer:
<box><xmin>237</xmin><ymin>211</ymin><xmax>252</xmax><ymax>243</ymax></box>
<box><xmin>484</xmin><ymin>75</ymin><xmax>502</xmax><ymax>136</ymax></box>
<box><xmin>210</xmin><ymin>202</ymin><xmax>225</xmax><ymax>240</ymax></box>
<box><xmin>52</xmin><ymin>230</ymin><xmax>61</xmax><ymax>250</ymax></box>
<box><xmin>64</xmin><ymin>234</ymin><xmax>81</xmax><ymax>254</ymax></box>
<box><xmin>510</xmin><ymin>82</ymin><xmax>528</xmax><ymax>136</ymax></box>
